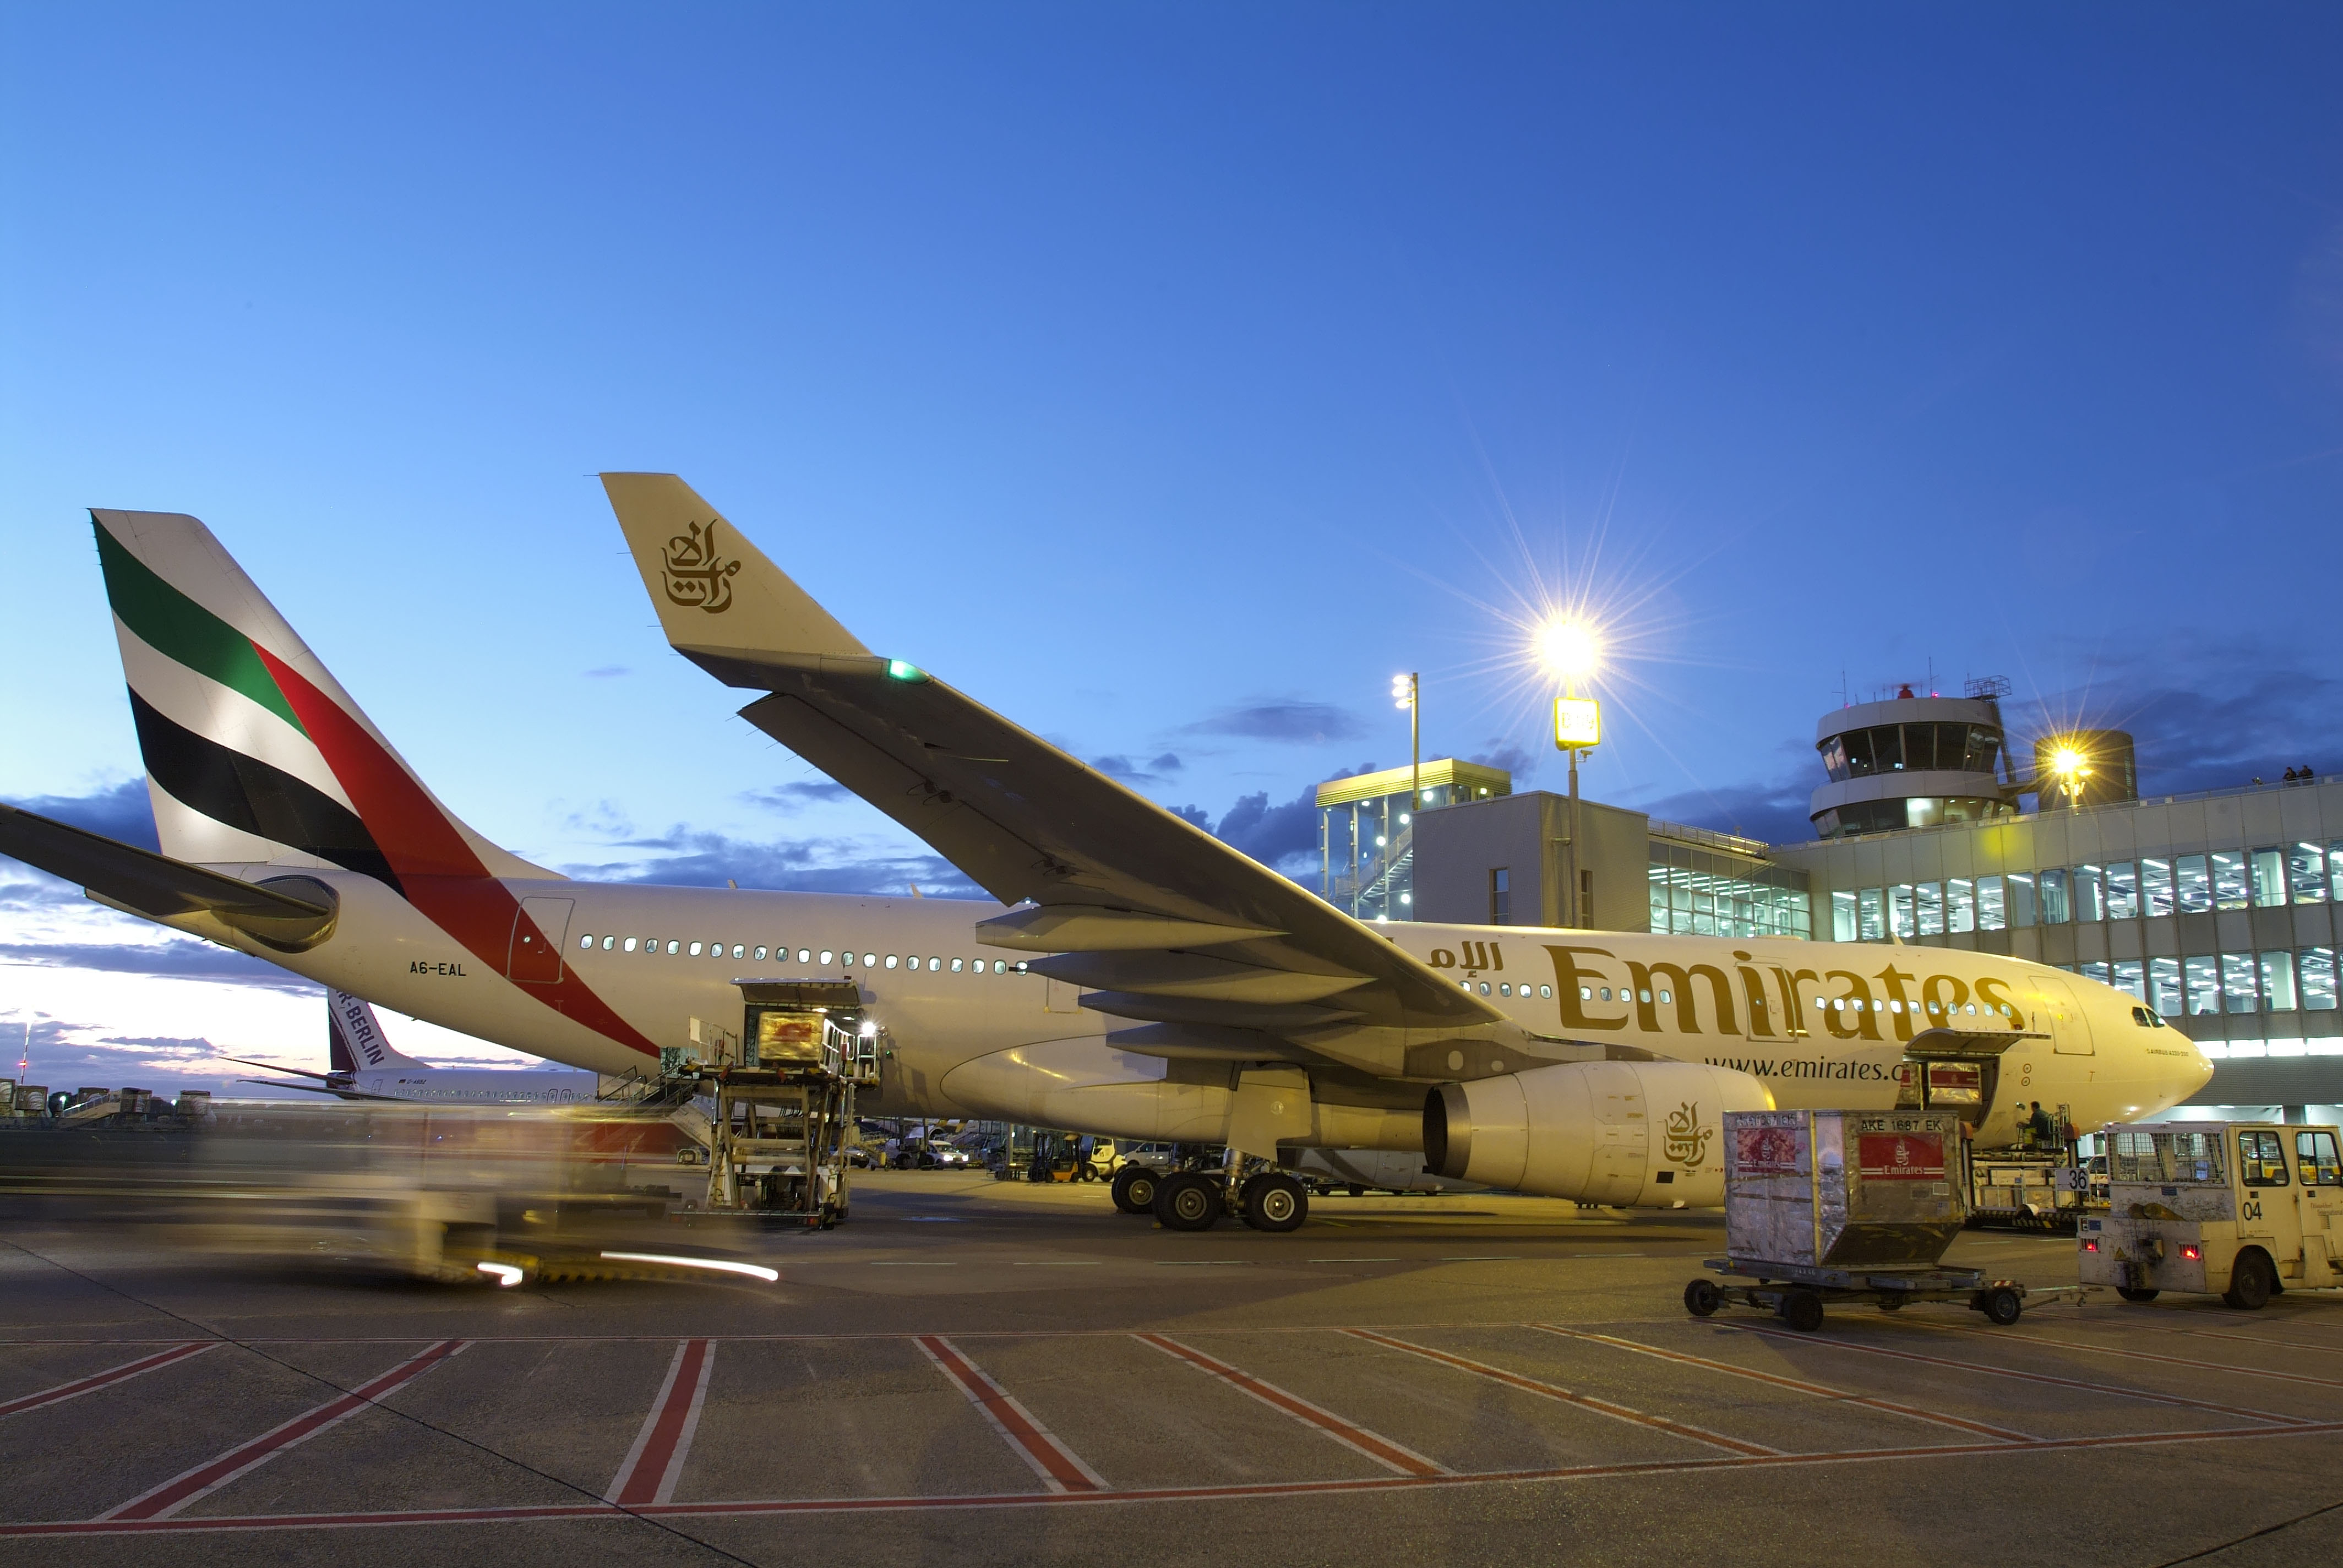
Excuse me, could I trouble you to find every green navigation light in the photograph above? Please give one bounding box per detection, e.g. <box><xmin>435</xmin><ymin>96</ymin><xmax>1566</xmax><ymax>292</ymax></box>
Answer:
<box><xmin>885</xmin><ymin>660</ymin><xmax>927</xmax><ymax>682</ymax></box>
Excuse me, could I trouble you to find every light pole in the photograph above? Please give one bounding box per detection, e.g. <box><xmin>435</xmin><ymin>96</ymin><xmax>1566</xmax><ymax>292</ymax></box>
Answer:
<box><xmin>1391</xmin><ymin>673</ymin><xmax>1420</xmax><ymax>815</ymax></box>
<box><xmin>1540</xmin><ymin>623</ymin><xmax>1601</xmax><ymax>928</ymax></box>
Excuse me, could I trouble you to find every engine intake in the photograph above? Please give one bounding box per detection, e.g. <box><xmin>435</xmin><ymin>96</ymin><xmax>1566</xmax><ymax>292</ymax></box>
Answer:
<box><xmin>1424</xmin><ymin>1060</ymin><xmax>1771</xmax><ymax>1207</ymax></box>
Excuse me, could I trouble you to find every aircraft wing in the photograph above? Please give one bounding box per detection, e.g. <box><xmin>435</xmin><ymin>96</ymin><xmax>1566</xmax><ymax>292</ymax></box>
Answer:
<box><xmin>0</xmin><ymin>802</ymin><xmax>337</xmax><ymax>947</ymax></box>
<box><xmin>602</xmin><ymin>474</ymin><xmax>1502</xmax><ymax>1075</ymax></box>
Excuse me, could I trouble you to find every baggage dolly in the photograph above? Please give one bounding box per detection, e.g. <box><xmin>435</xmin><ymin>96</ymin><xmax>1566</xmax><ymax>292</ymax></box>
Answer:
<box><xmin>1683</xmin><ymin>1257</ymin><xmax>2061</xmax><ymax>1332</ymax></box>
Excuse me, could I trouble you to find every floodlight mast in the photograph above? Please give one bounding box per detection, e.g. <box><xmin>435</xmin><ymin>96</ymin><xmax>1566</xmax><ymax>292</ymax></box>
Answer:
<box><xmin>1541</xmin><ymin>622</ymin><xmax>1601</xmax><ymax>929</ymax></box>
<box><xmin>1392</xmin><ymin>672</ymin><xmax>1420</xmax><ymax>816</ymax></box>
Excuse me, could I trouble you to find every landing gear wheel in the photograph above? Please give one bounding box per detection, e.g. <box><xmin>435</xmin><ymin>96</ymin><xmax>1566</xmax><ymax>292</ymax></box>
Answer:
<box><xmin>1345</xmin><ymin>1184</ymin><xmax>1366</xmax><ymax>1199</ymax></box>
<box><xmin>1683</xmin><ymin>1278</ymin><xmax>1722</xmax><ymax>1317</ymax></box>
<box><xmin>1110</xmin><ymin>1165</ymin><xmax>1158</xmax><ymax>1215</ymax></box>
<box><xmin>1154</xmin><ymin>1170</ymin><xmax>1223</xmax><ymax>1232</ymax></box>
<box><xmin>2223</xmin><ymin>1251</ymin><xmax>2275</xmax><ymax>1311</ymax></box>
<box><xmin>1980</xmin><ymin>1286</ymin><xmax>2023</xmax><ymax>1326</ymax></box>
<box><xmin>2115</xmin><ymin>1286</ymin><xmax>2159</xmax><ymax>1303</ymax></box>
<box><xmin>1781</xmin><ymin>1290</ymin><xmax>1826</xmax><ymax>1333</ymax></box>
<box><xmin>1239</xmin><ymin>1173</ymin><xmax>1308</xmax><ymax>1233</ymax></box>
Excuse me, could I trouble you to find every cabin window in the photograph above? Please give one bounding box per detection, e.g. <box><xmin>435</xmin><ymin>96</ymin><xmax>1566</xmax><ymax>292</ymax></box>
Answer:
<box><xmin>2237</xmin><ymin>1130</ymin><xmax>2290</xmax><ymax>1187</ymax></box>
<box><xmin>994</xmin><ymin>961</ymin><xmax>1007</xmax><ymax>973</ymax></box>
<box><xmin>2296</xmin><ymin>1131</ymin><xmax>2342</xmax><ymax>1186</ymax></box>
<box><xmin>1478</xmin><ymin>982</ymin><xmax>1490</xmax><ymax>995</ymax></box>
<box><xmin>578</xmin><ymin>933</ymin><xmax>593</xmax><ymax>949</ymax></box>
<box><xmin>820</xmin><ymin>950</ymin><xmax>834</xmax><ymax>965</ymax></box>
<box><xmin>930</xmin><ymin>957</ymin><xmax>942</xmax><ymax>971</ymax></box>
<box><xmin>602</xmin><ymin>935</ymin><xmax>615</xmax><ymax>951</ymax></box>
<box><xmin>665</xmin><ymin>940</ymin><xmax>680</xmax><ymax>955</ymax></box>
<box><xmin>797</xmin><ymin>948</ymin><xmax>811</xmax><ymax>963</ymax></box>
<box><xmin>885</xmin><ymin>955</ymin><xmax>898</xmax><ymax>969</ymax></box>
<box><xmin>1658</xmin><ymin>990</ymin><xmax>1672</xmax><ymax>1005</ymax></box>
<box><xmin>754</xmin><ymin>946</ymin><xmax>767</xmax><ymax>961</ymax></box>
<box><xmin>687</xmin><ymin>941</ymin><xmax>703</xmax><ymax>956</ymax></box>
<box><xmin>1539</xmin><ymin>985</ymin><xmax>1551</xmax><ymax>998</ymax></box>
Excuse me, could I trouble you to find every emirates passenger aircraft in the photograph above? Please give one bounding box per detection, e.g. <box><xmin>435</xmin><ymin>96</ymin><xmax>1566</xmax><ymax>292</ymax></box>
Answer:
<box><xmin>0</xmin><ymin>483</ymin><xmax>2209</xmax><ymax>1231</ymax></box>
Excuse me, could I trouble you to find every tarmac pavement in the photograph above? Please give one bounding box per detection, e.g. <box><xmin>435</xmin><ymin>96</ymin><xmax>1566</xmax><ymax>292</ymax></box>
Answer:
<box><xmin>2</xmin><ymin>1169</ymin><xmax>2337</xmax><ymax>1566</ymax></box>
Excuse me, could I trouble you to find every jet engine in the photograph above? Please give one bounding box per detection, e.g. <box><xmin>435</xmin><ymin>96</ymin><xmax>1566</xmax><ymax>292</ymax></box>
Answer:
<box><xmin>1423</xmin><ymin>1060</ymin><xmax>1771</xmax><ymax>1208</ymax></box>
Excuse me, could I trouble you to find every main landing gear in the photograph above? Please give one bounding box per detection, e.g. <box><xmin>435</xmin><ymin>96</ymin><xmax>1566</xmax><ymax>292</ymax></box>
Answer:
<box><xmin>1136</xmin><ymin>1159</ymin><xmax>1309</xmax><ymax>1233</ymax></box>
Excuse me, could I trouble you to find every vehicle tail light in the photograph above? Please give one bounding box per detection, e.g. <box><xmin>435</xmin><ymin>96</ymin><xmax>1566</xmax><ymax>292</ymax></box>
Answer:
<box><xmin>2181</xmin><ymin>1244</ymin><xmax>2201</xmax><ymax>1261</ymax></box>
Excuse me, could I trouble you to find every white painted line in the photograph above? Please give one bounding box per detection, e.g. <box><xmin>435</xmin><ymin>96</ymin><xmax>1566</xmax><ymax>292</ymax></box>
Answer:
<box><xmin>607</xmin><ymin>1340</ymin><xmax>717</xmax><ymax>1506</ymax></box>
<box><xmin>99</xmin><ymin>1341</ymin><xmax>466</xmax><ymax>1521</ymax></box>
<box><xmin>1135</xmin><ymin>1333</ymin><xmax>1449</xmax><ymax>1477</ymax></box>
<box><xmin>916</xmin><ymin>1337</ymin><xmax>1105</xmax><ymax>1493</ymax></box>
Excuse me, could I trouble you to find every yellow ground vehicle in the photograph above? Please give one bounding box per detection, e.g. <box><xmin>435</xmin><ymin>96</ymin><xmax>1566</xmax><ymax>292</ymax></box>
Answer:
<box><xmin>2078</xmin><ymin>1121</ymin><xmax>2343</xmax><ymax>1309</ymax></box>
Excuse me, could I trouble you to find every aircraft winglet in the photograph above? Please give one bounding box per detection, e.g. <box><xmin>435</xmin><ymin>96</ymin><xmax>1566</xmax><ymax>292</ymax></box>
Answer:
<box><xmin>600</xmin><ymin>473</ymin><xmax>872</xmax><ymax>685</ymax></box>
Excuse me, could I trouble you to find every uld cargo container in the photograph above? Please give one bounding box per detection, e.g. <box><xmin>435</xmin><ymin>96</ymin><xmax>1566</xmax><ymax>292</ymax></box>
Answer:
<box><xmin>1724</xmin><ymin>1109</ymin><xmax>1966</xmax><ymax>1268</ymax></box>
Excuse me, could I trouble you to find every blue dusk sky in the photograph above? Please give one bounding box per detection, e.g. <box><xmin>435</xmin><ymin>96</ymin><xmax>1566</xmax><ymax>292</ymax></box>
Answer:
<box><xmin>2</xmin><ymin>4</ymin><xmax>2340</xmax><ymax>1086</ymax></box>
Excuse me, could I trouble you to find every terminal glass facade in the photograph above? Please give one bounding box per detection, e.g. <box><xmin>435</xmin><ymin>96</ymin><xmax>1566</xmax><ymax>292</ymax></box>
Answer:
<box><xmin>1778</xmin><ymin>778</ymin><xmax>2343</xmax><ymax>1060</ymax></box>
<box><xmin>1316</xmin><ymin>759</ymin><xmax>1511</xmax><ymax>923</ymax></box>
<box><xmin>1647</xmin><ymin>837</ymin><xmax>1812</xmax><ymax>940</ymax></box>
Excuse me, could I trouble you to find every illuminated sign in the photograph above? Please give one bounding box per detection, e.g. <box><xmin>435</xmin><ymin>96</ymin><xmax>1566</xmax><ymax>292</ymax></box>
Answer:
<box><xmin>1555</xmin><ymin>696</ymin><xmax>1601</xmax><ymax>749</ymax></box>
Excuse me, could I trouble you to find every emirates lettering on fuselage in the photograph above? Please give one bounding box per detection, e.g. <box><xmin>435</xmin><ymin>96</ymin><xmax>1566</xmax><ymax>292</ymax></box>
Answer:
<box><xmin>1424</xmin><ymin>940</ymin><xmax>2024</xmax><ymax>1046</ymax></box>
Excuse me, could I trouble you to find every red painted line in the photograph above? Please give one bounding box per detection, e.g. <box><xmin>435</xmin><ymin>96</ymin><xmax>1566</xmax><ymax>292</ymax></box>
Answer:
<box><xmin>1134</xmin><ymin>1332</ymin><xmax>1447</xmax><ymax>1477</ymax></box>
<box><xmin>96</xmin><ymin>1340</ymin><xmax>466</xmax><ymax>1521</ymax></box>
<box><xmin>10</xmin><ymin>1419</ymin><xmax>2340</xmax><ymax>1537</ymax></box>
<box><xmin>915</xmin><ymin>1335</ymin><xmax>1104</xmax><ymax>1493</ymax></box>
<box><xmin>1920</xmin><ymin>1319</ymin><xmax>2343</xmax><ymax>1389</ymax></box>
<box><xmin>606</xmin><ymin>1340</ymin><xmax>715</xmax><ymax>1506</ymax></box>
<box><xmin>0</xmin><ymin>1343</ymin><xmax>216</xmax><ymax>1419</ymax></box>
<box><xmin>1730</xmin><ymin>1325</ymin><xmax>2311</xmax><ymax>1428</ymax></box>
<box><xmin>1348</xmin><ymin>1330</ymin><xmax>1779</xmax><ymax>1456</ymax></box>
<box><xmin>1532</xmin><ymin>1324</ymin><xmax>2035</xmax><ymax>1444</ymax></box>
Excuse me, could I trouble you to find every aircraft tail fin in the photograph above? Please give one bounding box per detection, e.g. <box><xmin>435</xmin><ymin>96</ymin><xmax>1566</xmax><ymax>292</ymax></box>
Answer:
<box><xmin>329</xmin><ymin>990</ymin><xmax>423</xmax><ymax>1074</ymax></box>
<box><xmin>598</xmin><ymin>473</ymin><xmax>874</xmax><ymax>687</ymax></box>
<box><xmin>89</xmin><ymin>509</ymin><xmax>549</xmax><ymax>884</ymax></box>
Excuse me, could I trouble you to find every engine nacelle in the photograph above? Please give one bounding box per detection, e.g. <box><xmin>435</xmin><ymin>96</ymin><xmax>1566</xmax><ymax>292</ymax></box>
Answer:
<box><xmin>1424</xmin><ymin>1060</ymin><xmax>1772</xmax><ymax>1207</ymax></box>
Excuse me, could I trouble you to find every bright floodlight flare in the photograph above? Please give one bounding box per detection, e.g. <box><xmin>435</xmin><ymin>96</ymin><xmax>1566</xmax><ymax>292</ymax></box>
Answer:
<box><xmin>1538</xmin><ymin>620</ymin><xmax>1600</xmax><ymax>685</ymax></box>
<box><xmin>2051</xmin><ymin>745</ymin><xmax>2088</xmax><ymax>777</ymax></box>
<box><xmin>475</xmin><ymin>1261</ymin><xmax>523</xmax><ymax>1288</ymax></box>
<box><xmin>1391</xmin><ymin>673</ymin><xmax>1414</xmax><ymax>710</ymax></box>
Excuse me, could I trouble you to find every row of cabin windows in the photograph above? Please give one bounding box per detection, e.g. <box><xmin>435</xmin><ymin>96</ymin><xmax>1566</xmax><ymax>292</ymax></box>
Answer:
<box><xmin>570</xmin><ymin>934</ymin><xmax>1024</xmax><ymax>976</ymax></box>
<box><xmin>1830</xmin><ymin>842</ymin><xmax>2343</xmax><ymax>940</ymax></box>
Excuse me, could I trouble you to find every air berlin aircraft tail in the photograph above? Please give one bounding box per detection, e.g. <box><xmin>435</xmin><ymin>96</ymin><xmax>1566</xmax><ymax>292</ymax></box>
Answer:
<box><xmin>90</xmin><ymin>508</ymin><xmax>546</xmax><ymax>884</ymax></box>
<box><xmin>328</xmin><ymin>989</ymin><xmax>426</xmax><ymax>1075</ymax></box>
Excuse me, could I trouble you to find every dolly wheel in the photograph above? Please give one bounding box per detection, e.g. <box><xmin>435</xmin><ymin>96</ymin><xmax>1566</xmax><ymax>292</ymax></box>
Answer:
<box><xmin>1782</xmin><ymin>1290</ymin><xmax>1825</xmax><ymax>1332</ymax></box>
<box><xmin>1981</xmin><ymin>1286</ymin><xmax>2023</xmax><ymax>1326</ymax></box>
<box><xmin>1240</xmin><ymin>1173</ymin><xmax>1308</xmax><ymax>1233</ymax></box>
<box><xmin>1110</xmin><ymin>1165</ymin><xmax>1157</xmax><ymax>1215</ymax></box>
<box><xmin>2115</xmin><ymin>1286</ymin><xmax>2159</xmax><ymax>1303</ymax></box>
<box><xmin>1154</xmin><ymin>1170</ymin><xmax>1223</xmax><ymax>1232</ymax></box>
<box><xmin>1683</xmin><ymin>1278</ymin><xmax>1723</xmax><ymax>1317</ymax></box>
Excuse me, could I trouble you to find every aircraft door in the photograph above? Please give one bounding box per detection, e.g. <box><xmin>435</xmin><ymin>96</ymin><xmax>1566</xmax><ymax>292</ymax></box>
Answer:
<box><xmin>2033</xmin><ymin>975</ymin><xmax>2094</xmax><ymax>1055</ymax></box>
<box><xmin>509</xmin><ymin>897</ymin><xmax>575</xmax><ymax>984</ymax></box>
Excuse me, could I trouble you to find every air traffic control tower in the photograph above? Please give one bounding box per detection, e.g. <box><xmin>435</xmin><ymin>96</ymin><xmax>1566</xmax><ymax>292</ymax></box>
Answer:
<box><xmin>1809</xmin><ymin>679</ymin><xmax>2021</xmax><ymax>839</ymax></box>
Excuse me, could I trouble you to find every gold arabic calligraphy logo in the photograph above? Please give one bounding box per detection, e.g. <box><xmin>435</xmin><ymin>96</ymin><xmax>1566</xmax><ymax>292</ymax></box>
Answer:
<box><xmin>1664</xmin><ymin>1101</ymin><xmax>1712</xmax><ymax>1168</ymax></box>
<box><xmin>661</xmin><ymin>520</ymin><xmax>743</xmax><ymax>614</ymax></box>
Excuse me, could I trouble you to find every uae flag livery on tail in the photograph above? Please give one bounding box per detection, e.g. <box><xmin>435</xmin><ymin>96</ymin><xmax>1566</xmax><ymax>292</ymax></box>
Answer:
<box><xmin>88</xmin><ymin>510</ymin><xmax>658</xmax><ymax>1057</ymax></box>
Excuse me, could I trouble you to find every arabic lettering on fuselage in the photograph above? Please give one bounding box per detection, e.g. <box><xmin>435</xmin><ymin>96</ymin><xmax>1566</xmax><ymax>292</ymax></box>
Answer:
<box><xmin>1419</xmin><ymin>939</ymin><xmax>2026</xmax><ymax>1044</ymax></box>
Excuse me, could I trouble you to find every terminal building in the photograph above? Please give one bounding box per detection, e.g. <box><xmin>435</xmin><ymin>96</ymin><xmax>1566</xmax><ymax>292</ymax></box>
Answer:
<box><xmin>1315</xmin><ymin>687</ymin><xmax>2339</xmax><ymax>1121</ymax></box>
